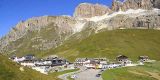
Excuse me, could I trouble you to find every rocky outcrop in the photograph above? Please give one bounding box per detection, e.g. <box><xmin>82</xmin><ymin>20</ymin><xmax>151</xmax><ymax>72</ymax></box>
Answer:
<box><xmin>112</xmin><ymin>0</ymin><xmax>155</xmax><ymax>11</ymax></box>
<box><xmin>112</xmin><ymin>0</ymin><xmax>123</xmax><ymax>11</ymax></box>
<box><xmin>153</xmin><ymin>0</ymin><xmax>160</xmax><ymax>9</ymax></box>
<box><xmin>74</xmin><ymin>0</ymin><xmax>160</xmax><ymax>18</ymax></box>
<box><xmin>96</xmin><ymin>9</ymin><xmax>160</xmax><ymax>30</ymax></box>
<box><xmin>74</xmin><ymin>3</ymin><xmax>111</xmax><ymax>18</ymax></box>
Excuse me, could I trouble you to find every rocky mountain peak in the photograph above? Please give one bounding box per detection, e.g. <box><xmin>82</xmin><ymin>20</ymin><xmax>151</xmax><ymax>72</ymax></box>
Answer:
<box><xmin>73</xmin><ymin>3</ymin><xmax>111</xmax><ymax>18</ymax></box>
<box><xmin>1</xmin><ymin>1</ymin><xmax>160</xmax><ymax>56</ymax></box>
<box><xmin>112</xmin><ymin>0</ymin><xmax>160</xmax><ymax>11</ymax></box>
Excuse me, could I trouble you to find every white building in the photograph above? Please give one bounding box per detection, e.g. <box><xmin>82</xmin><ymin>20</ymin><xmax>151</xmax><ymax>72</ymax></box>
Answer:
<box><xmin>74</xmin><ymin>58</ymin><xmax>108</xmax><ymax>69</ymax></box>
<box><xmin>20</xmin><ymin>61</ymin><xmax>35</xmax><ymax>67</ymax></box>
<box><xmin>13</xmin><ymin>57</ymin><xmax>26</xmax><ymax>62</ymax></box>
<box><xmin>32</xmin><ymin>66</ymin><xmax>50</xmax><ymax>74</ymax></box>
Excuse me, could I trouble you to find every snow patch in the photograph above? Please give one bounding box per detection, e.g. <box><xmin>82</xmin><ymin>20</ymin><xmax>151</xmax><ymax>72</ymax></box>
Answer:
<box><xmin>95</xmin><ymin>24</ymin><xmax>108</xmax><ymax>33</ymax></box>
<box><xmin>73</xmin><ymin>22</ymin><xmax>86</xmax><ymax>33</ymax></box>
<box><xmin>87</xmin><ymin>13</ymin><xmax>109</xmax><ymax>22</ymax></box>
<box><xmin>61</xmin><ymin>15</ymin><xmax>72</xmax><ymax>18</ymax></box>
<box><xmin>153</xmin><ymin>8</ymin><xmax>160</xmax><ymax>13</ymax></box>
<box><xmin>87</xmin><ymin>9</ymin><xmax>147</xmax><ymax>22</ymax></box>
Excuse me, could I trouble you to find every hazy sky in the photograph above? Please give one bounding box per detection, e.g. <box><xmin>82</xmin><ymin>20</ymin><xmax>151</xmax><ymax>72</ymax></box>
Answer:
<box><xmin>0</xmin><ymin>0</ymin><xmax>112</xmax><ymax>38</ymax></box>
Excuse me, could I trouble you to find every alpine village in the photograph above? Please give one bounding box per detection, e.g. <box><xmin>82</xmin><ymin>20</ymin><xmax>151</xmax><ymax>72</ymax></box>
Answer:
<box><xmin>0</xmin><ymin>0</ymin><xmax>160</xmax><ymax>80</ymax></box>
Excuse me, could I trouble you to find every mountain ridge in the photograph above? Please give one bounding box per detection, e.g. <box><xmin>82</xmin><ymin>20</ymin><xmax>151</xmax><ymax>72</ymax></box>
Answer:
<box><xmin>0</xmin><ymin>0</ymin><xmax>160</xmax><ymax>58</ymax></box>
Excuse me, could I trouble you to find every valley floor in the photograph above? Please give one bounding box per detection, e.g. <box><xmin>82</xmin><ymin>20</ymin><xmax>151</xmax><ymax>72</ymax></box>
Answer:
<box><xmin>1</xmin><ymin>53</ymin><xmax>160</xmax><ymax>80</ymax></box>
<box><xmin>60</xmin><ymin>61</ymin><xmax>160</xmax><ymax>80</ymax></box>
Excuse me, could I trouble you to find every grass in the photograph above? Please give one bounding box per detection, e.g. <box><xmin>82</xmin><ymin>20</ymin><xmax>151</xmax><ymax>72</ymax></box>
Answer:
<box><xmin>67</xmin><ymin>76</ymin><xmax>74</xmax><ymax>80</ymax></box>
<box><xmin>1</xmin><ymin>29</ymin><xmax>160</xmax><ymax>80</ymax></box>
<box><xmin>45</xmin><ymin>29</ymin><xmax>160</xmax><ymax>62</ymax></box>
<box><xmin>102</xmin><ymin>61</ymin><xmax>160</xmax><ymax>80</ymax></box>
<box><xmin>5</xmin><ymin>29</ymin><xmax>160</xmax><ymax>62</ymax></box>
<box><xmin>6</xmin><ymin>29</ymin><xmax>160</xmax><ymax>62</ymax></box>
<box><xmin>7</xmin><ymin>23</ymin><xmax>68</xmax><ymax>57</ymax></box>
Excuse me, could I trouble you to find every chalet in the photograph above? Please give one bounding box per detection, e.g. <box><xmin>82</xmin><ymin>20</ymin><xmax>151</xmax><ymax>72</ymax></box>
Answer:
<box><xmin>9</xmin><ymin>54</ymin><xmax>71</xmax><ymax>74</ymax></box>
<box><xmin>47</xmin><ymin>58</ymin><xmax>67</xmax><ymax>67</ymax></box>
<box><xmin>35</xmin><ymin>57</ymin><xmax>68</xmax><ymax>67</ymax></box>
<box><xmin>25</xmin><ymin>54</ymin><xmax>35</xmax><ymax>60</ymax></box>
<box><xmin>139</xmin><ymin>56</ymin><xmax>149</xmax><ymax>62</ymax></box>
<box><xmin>34</xmin><ymin>59</ymin><xmax>45</xmax><ymax>65</ymax></box>
<box><xmin>9</xmin><ymin>55</ymin><xmax>16</xmax><ymax>60</ymax></box>
<box><xmin>20</xmin><ymin>59</ymin><xmax>35</xmax><ymax>67</ymax></box>
<box><xmin>32</xmin><ymin>66</ymin><xmax>50</xmax><ymax>74</ymax></box>
<box><xmin>13</xmin><ymin>57</ymin><xmax>26</xmax><ymax>62</ymax></box>
<box><xmin>116</xmin><ymin>55</ymin><xmax>128</xmax><ymax>62</ymax></box>
<box><xmin>74</xmin><ymin>58</ymin><xmax>107</xmax><ymax>69</ymax></box>
<box><xmin>74</xmin><ymin>58</ymin><xmax>87</xmax><ymax>66</ymax></box>
<box><xmin>15</xmin><ymin>54</ymin><xmax>36</xmax><ymax>67</ymax></box>
<box><xmin>116</xmin><ymin>55</ymin><xmax>132</xmax><ymax>66</ymax></box>
<box><xmin>107</xmin><ymin>63</ymin><xmax>121</xmax><ymax>69</ymax></box>
<box><xmin>85</xmin><ymin>59</ymin><xmax>100</xmax><ymax>69</ymax></box>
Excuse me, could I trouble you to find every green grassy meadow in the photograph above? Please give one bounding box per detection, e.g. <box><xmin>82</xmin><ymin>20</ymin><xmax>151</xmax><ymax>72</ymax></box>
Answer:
<box><xmin>47</xmin><ymin>29</ymin><xmax>160</xmax><ymax>62</ymax></box>
<box><xmin>102</xmin><ymin>61</ymin><xmax>160</xmax><ymax>80</ymax></box>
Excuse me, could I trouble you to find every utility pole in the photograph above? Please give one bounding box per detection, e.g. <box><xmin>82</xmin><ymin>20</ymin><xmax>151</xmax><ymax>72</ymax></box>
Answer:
<box><xmin>146</xmin><ymin>16</ymin><xmax>151</xmax><ymax>29</ymax></box>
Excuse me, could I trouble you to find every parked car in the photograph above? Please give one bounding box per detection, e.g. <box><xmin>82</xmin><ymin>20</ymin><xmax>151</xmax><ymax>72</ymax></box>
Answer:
<box><xmin>100</xmin><ymin>69</ymin><xmax>105</xmax><ymax>72</ymax></box>
<box><xmin>71</xmin><ymin>74</ymin><xmax>77</xmax><ymax>79</ymax></box>
<box><xmin>96</xmin><ymin>74</ymin><xmax>101</xmax><ymax>77</ymax></box>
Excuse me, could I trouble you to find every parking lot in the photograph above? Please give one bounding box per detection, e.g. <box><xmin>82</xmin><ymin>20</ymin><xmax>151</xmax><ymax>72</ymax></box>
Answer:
<box><xmin>74</xmin><ymin>69</ymin><xmax>103</xmax><ymax>80</ymax></box>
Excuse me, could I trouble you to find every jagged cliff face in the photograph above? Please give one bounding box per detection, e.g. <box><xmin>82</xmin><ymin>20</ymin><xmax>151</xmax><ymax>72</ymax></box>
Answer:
<box><xmin>112</xmin><ymin>0</ymin><xmax>160</xmax><ymax>11</ymax></box>
<box><xmin>154</xmin><ymin>0</ymin><xmax>160</xmax><ymax>9</ymax></box>
<box><xmin>0</xmin><ymin>1</ymin><xmax>160</xmax><ymax>56</ymax></box>
<box><xmin>99</xmin><ymin>9</ymin><xmax>160</xmax><ymax>30</ymax></box>
<box><xmin>74</xmin><ymin>3</ymin><xmax>111</xmax><ymax>18</ymax></box>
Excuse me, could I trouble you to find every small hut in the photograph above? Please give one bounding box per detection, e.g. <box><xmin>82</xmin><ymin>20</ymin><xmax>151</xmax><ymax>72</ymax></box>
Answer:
<box><xmin>116</xmin><ymin>55</ymin><xmax>132</xmax><ymax>66</ymax></box>
<box><xmin>139</xmin><ymin>56</ymin><xmax>149</xmax><ymax>62</ymax></box>
<box><xmin>116</xmin><ymin>55</ymin><xmax>128</xmax><ymax>62</ymax></box>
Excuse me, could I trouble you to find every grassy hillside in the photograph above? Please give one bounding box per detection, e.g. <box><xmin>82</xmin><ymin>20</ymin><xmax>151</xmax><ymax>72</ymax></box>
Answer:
<box><xmin>102</xmin><ymin>62</ymin><xmax>160</xmax><ymax>80</ymax></box>
<box><xmin>6</xmin><ymin>23</ymin><xmax>71</xmax><ymax>57</ymax></box>
<box><xmin>6</xmin><ymin>29</ymin><xmax>160</xmax><ymax>62</ymax></box>
<box><xmin>46</xmin><ymin>29</ymin><xmax>160</xmax><ymax>61</ymax></box>
<box><xmin>0</xmin><ymin>54</ymin><xmax>78</xmax><ymax>80</ymax></box>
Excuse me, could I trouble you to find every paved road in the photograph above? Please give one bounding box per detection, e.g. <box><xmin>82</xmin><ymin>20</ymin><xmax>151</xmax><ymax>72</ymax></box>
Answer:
<box><xmin>58</xmin><ymin>71</ymin><xmax>78</xmax><ymax>80</ymax></box>
<box><xmin>58</xmin><ymin>68</ymin><xmax>85</xmax><ymax>80</ymax></box>
<box><xmin>58</xmin><ymin>68</ymin><xmax>103</xmax><ymax>80</ymax></box>
<box><xmin>75</xmin><ymin>69</ymin><xmax>103</xmax><ymax>80</ymax></box>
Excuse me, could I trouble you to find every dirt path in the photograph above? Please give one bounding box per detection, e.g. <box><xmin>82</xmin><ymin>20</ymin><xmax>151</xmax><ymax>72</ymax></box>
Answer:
<box><xmin>146</xmin><ymin>71</ymin><xmax>160</xmax><ymax>80</ymax></box>
<box><xmin>128</xmin><ymin>70</ymin><xmax>146</xmax><ymax>76</ymax></box>
<box><xmin>129</xmin><ymin>70</ymin><xmax>160</xmax><ymax>80</ymax></box>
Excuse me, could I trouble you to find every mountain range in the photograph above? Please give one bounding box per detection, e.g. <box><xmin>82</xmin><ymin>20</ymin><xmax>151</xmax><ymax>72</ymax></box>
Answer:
<box><xmin>0</xmin><ymin>0</ymin><xmax>160</xmax><ymax>61</ymax></box>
